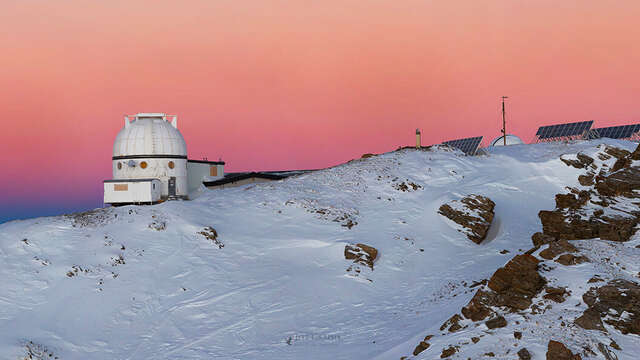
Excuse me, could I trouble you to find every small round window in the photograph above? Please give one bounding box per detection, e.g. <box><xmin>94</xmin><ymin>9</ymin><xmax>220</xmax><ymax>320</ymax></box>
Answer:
<box><xmin>140</xmin><ymin>161</ymin><xmax>148</xmax><ymax>169</ymax></box>
<box><xmin>168</xmin><ymin>161</ymin><xmax>175</xmax><ymax>169</ymax></box>
<box><xmin>117</xmin><ymin>162</ymin><xmax>122</xmax><ymax>170</ymax></box>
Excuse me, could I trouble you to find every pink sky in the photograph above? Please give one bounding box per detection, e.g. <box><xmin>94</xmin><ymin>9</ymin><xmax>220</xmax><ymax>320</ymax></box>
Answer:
<box><xmin>1</xmin><ymin>0</ymin><xmax>639</xmax><ymax>221</ymax></box>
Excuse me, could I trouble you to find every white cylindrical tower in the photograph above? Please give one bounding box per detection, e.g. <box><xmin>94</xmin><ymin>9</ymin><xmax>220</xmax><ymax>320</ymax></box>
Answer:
<box><xmin>112</xmin><ymin>113</ymin><xmax>188</xmax><ymax>199</ymax></box>
<box><xmin>416</xmin><ymin>128</ymin><xmax>421</xmax><ymax>148</ymax></box>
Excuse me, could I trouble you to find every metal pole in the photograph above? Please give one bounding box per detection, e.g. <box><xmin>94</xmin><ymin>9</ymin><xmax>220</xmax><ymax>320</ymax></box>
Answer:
<box><xmin>501</xmin><ymin>96</ymin><xmax>509</xmax><ymax>145</ymax></box>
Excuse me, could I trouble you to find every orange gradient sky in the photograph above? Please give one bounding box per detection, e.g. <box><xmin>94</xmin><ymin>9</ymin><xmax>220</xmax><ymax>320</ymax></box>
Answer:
<box><xmin>1</xmin><ymin>0</ymin><xmax>639</xmax><ymax>222</ymax></box>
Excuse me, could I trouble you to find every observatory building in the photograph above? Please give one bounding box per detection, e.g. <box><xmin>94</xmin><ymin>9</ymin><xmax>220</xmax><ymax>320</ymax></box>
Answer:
<box><xmin>104</xmin><ymin>113</ymin><xmax>225</xmax><ymax>205</ymax></box>
<box><xmin>490</xmin><ymin>134</ymin><xmax>524</xmax><ymax>146</ymax></box>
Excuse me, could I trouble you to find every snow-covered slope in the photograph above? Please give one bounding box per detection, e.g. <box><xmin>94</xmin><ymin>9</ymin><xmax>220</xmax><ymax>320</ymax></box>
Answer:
<box><xmin>1</xmin><ymin>140</ymin><xmax>638</xmax><ymax>359</ymax></box>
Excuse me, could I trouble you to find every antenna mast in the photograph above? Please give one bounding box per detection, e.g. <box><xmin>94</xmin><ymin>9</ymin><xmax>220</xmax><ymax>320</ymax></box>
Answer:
<box><xmin>501</xmin><ymin>96</ymin><xmax>509</xmax><ymax>145</ymax></box>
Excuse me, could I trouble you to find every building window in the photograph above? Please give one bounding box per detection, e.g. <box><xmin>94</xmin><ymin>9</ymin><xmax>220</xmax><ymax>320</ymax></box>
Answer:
<box><xmin>117</xmin><ymin>162</ymin><xmax>122</xmax><ymax>170</ymax></box>
<box><xmin>140</xmin><ymin>161</ymin><xmax>148</xmax><ymax>169</ymax></box>
<box><xmin>168</xmin><ymin>161</ymin><xmax>175</xmax><ymax>169</ymax></box>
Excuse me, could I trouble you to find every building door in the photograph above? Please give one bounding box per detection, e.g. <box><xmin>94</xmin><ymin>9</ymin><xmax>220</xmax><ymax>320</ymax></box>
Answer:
<box><xmin>168</xmin><ymin>177</ymin><xmax>176</xmax><ymax>197</ymax></box>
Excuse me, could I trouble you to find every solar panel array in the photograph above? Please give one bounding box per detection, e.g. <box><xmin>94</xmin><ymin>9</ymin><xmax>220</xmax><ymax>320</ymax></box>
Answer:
<box><xmin>442</xmin><ymin>136</ymin><xmax>483</xmax><ymax>155</ymax></box>
<box><xmin>591</xmin><ymin>124</ymin><xmax>640</xmax><ymax>139</ymax></box>
<box><xmin>535</xmin><ymin>120</ymin><xmax>593</xmax><ymax>140</ymax></box>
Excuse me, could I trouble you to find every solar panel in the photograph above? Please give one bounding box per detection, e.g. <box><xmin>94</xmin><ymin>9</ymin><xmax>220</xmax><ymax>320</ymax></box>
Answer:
<box><xmin>535</xmin><ymin>120</ymin><xmax>593</xmax><ymax>140</ymax></box>
<box><xmin>442</xmin><ymin>136</ymin><xmax>483</xmax><ymax>155</ymax></box>
<box><xmin>591</xmin><ymin>124</ymin><xmax>640</xmax><ymax>139</ymax></box>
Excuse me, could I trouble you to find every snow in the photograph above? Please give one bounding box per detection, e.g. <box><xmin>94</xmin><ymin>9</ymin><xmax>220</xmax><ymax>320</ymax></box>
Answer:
<box><xmin>1</xmin><ymin>139</ymin><xmax>638</xmax><ymax>359</ymax></box>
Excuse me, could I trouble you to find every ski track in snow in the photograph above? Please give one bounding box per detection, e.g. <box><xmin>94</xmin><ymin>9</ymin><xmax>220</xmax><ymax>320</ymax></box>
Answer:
<box><xmin>1</xmin><ymin>139</ymin><xmax>638</xmax><ymax>359</ymax></box>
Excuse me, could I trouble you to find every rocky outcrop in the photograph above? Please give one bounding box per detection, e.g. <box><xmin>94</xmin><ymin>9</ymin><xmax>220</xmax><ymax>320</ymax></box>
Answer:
<box><xmin>575</xmin><ymin>279</ymin><xmax>640</xmax><ymax>335</ymax></box>
<box><xmin>412</xmin><ymin>335</ymin><xmax>433</xmax><ymax>356</ymax></box>
<box><xmin>438</xmin><ymin>195</ymin><xmax>495</xmax><ymax>244</ymax></box>
<box><xmin>344</xmin><ymin>243</ymin><xmax>378</xmax><ymax>270</ymax></box>
<box><xmin>538</xmin><ymin>207</ymin><xmax>639</xmax><ymax>242</ymax></box>
<box><xmin>595</xmin><ymin>167</ymin><xmax>640</xmax><ymax>198</ymax></box>
<box><xmin>485</xmin><ymin>315</ymin><xmax>507</xmax><ymax>329</ymax></box>
<box><xmin>560</xmin><ymin>153</ymin><xmax>594</xmax><ymax>169</ymax></box>
<box><xmin>462</xmin><ymin>255</ymin><xmax>546</xmax><ymax>321</ymax></box>
<box><xmin>546</xmin><ymin>340</ymin><xmax>582</xmax><ymax>360</ymax></box>
<box><xmin>518</xmin><ymin>348</ymin><xmax>532</xmax><ymax>360</ymax></box>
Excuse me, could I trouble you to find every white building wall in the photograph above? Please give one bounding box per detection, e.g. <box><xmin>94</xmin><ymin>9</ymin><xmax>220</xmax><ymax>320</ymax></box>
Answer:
<box><xmin>104</xmin><ymin>179</ymin><xmax>162</xmax><ymax>204</ymax></box>
<box><xmin>112</xmin><ymin>158</ymin><xmax>188</xmax><ymax>198</ymax></box>
<box><xmin>187</xmin><ymin>162</ymin><xmax>224</xmax><ymax>195</ymax></box>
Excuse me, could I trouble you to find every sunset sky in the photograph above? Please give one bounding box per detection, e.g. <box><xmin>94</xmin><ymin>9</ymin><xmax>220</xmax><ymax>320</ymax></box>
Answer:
<box><xmin>1</xmin><ymin>0</ymin><xmax>639</xmax><ymax>223</ymax></box>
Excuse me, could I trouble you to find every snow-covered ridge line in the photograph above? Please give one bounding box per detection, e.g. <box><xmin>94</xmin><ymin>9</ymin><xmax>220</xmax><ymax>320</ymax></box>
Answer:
<box><xmin>1</xmin><ymin>139</ymin><xmax>638</xmax><ymax>359</ymax></box>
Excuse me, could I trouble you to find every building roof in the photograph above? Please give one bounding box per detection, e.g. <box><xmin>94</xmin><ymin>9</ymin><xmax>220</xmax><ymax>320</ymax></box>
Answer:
<box><xmin>202</xmin><ymin>170</ymin><xmax>312</xmax><ymax>187</ymax></box>
<box><xmin>113</xmin><ymin>115</ymin><xmax>187</xmax><ymax>157</ymax></box>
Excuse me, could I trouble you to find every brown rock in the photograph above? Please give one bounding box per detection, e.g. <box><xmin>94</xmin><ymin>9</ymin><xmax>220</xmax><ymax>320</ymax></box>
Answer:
<box><xmin>631</xmin><ymin>143</ymin><xmax>640</xmax><ymax>160</ymax></box>
<box><xmin>604</xmin><ymin>146</ymin><xmax>631</xmax><ymax>160</ymax></box>
<box><xmin>438</xmin><ymin>195</ymin><xmax>495</xmax><ymax>244</ymax></box>
<box><xmin>440</xmin><ymin>346</ymin><xmax>457</xmax><ymax>358</ymax></box>
<box><xmin>576</xmin><ymin>279</ymin><xmax>640</xmax><ymax>335</ymax></box>
<box><xmin>514</xmin><ymin>331</ymin><xmax>522</xmax><ymax>339</ymax></box>
<box><xmin>555</xmin><ymin>254</ymin><xmax>589</xmax><ymax>266</ymax></box>
<box><xmin>539</xmin><ymin>240</ymin><xmax>577</xmax><ymax>260</ymax></box>
<box><xmin>485</xmin><ymin>315</ymin><xmax>507</xmax><ymax>329</ymax></box>
<box><xmin>532</xmin><ymin>232</ymin><xmax>556</xmax><ymax>247</ymax></box>
<box><xmin>547</xmin><ymin>340</ymin><xmax>582</xmax><ymax>360</ymax></box>
<box><xmin>539</xmin><ymin>209</ymin><xmax>638</xmax><ymax>242</ymax></box>
<box><xmin>413</xmin><ymin>341</ymin><xmax>430</xmax><ymax>356</ymax></box>
<box><xmin>577</xmin><ymin>312</ymin><xmax>603</xmax><ymax>333</ymax></box>
<box><xmin>560</xmin><ymin>153</ymin><xmax>594</xmax><ymax>169</ymax></box>
<box><xmin>595</xmin><ymin>167</ymin><xmax>640</xmax><ymax>198</ymax></box>
<box><xmin>440</xmin><ymin>314</ymin><xmax>463</xmax><ymax>332</ymax></box>
<box><xmin>555</xmin><ymin>191</ymin><xmax>590</xmax><ymax>209</ymax></box>
<box><xmin>344</xmin><ymin>243</ymin><xmax>378</xmax><ymax>269</ymax></box>
<box><xmin>471</xmin><ymin>337</ymin><xmax>480</xmax><ymax>343</ymax></box>
<box><xmin>578</xmin><ymin>174</ymin><xmax>594</xmax><ymax>186</ymax></box>
<box><xmin>463</xmin><ymin>255</ymin><xmax>546</xmax><ymax>321</ymax></box>
<box><xmin>543</xmin><ymin>287</ymin><xmax>569</xmax><ymax>303</ymax></box>
<box><xmin>518</xmin><ymin>348</ymin><xmax>531</xmax><ymax>360</ymax></box>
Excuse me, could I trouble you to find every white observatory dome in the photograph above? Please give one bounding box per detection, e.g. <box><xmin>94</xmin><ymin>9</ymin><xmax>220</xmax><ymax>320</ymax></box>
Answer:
<box><xmin>113</xmin><ymin>113</ymin><xmax>187</xmax><ymax>157</ymax></box>
<box><xmin>490</xmin><ymin>134</ymin><xmax>524</xmax><ymax>146</ymax></box>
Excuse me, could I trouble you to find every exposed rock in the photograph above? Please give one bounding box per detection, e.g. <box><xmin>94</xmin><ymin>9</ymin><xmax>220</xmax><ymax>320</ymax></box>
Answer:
<box><xmin>611</xmin><ymin>157</ymin><xmax>632</xmax><ymax>172</ymax></box>
<box><xmin>538</xmin><ymin>208</ymin><xmax>638</xmax><ymax>242</ymax></box>
<box><xmin>576</xmin><ymin>279</ymin><xmax>640</xmax><ymax>335</ymax></box>
<box><xmin>394</xmin><ymin>181</ymin><xmax>422</xmax><ymax>192</ymax></box>
<box><xmin>361</xmin><ymin>153</ymin><xmax>376</xmax><ymax>158</ymax></box>
<box><xmin>198</xmin><ymin>227</ymin><xmax>224</xmax><ymax>249</ymax></box>
<box><xmin>560</xmin><ymin>153</ymin><xmax>594</xmax><ymax>169</ymax></box>
<box><xmin>412</xmin><ymin>341</ymin><xmax>430</xmax><ymax>356</ymax></box>
<box><xmin>578</xmin><ymin>174</ymin><xmax>595</xmax><ymax>186</ymax></box>
<box><xmin>604</xmin><ymin>146</ymin><xmax>631</xmax><ymax>160</ymax></box>
<box><xmin>438</xmin><ymin>195</ymin><xmax>495</xmax><ymax>244</ymax></box>
<box><xmin>555</xmin><ymin>254</ymin><xmax>589</xmax><ymax>266</ymax></box>
<box><xmin>440</xmin><ymin>314</ymin><xmax>463</xmax><ymax>332</ymax></box>
<box><xmin>595</xmin><ymin>166</ymin><xmax>640</xmax><ymax>198</ymax></box>
<box><xmin>546</xmin><ymin>340</ymin><xmax>582</xmax><ymax>360</ymax></box>
<box><xmin>631</xmin><ymin>143</ymin><xmax>640</xmax><ymax>160</ymax></box>
<box><xmin>514</xmin><ymin>331</ymin><xmax>522</xmax><ymax>339</ymax></box>
<box><xmin>543</xmin><ymin>287</ymin><xmax>570</xmax><ymax>303</ymax></box>
<box><xmin>575</xmin><ymin>307</ymin><xmax>606</xmax><ymax>331</ymax></box>
<box><xmin>518</xmin><ymin>348</ymin><xmax>532</xmax><ymax>360</ymax></box>
<box><xmin>485</xmin><ymin>315</ymin><xmax>507</xmax><ymax>329</ymax></box>
<box><xmin>555</xmin><ymin>191</ymin><xmax>590</xmax><ymax>209</ymax></box>
<box><xmin>539</xmin><ymin>240</ymin><xmax>577</xmax><ymax>260</ymax></box>
<box><xmin>462</xmin><ymin>255</ymin><xmax>546</xmax><ymax>320</ymax></box>
<box><xmin>344</xmin><ymin>243</ymin><xmax>378</xmax><ymax>270</ymax></box>
<box><xmin>471</xmin><ymin>337</ymin><xmax>480</xmax><ymax>343</ymax></box>
<box><xmin>440</xmin><ymin>346</ymin><xmax>457</xmax><ymax>358</ymax></box>
<box><xmin>532</xmin><ymin>232</ymin><xmax>556</xmax><ymax>247</ymax></box>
